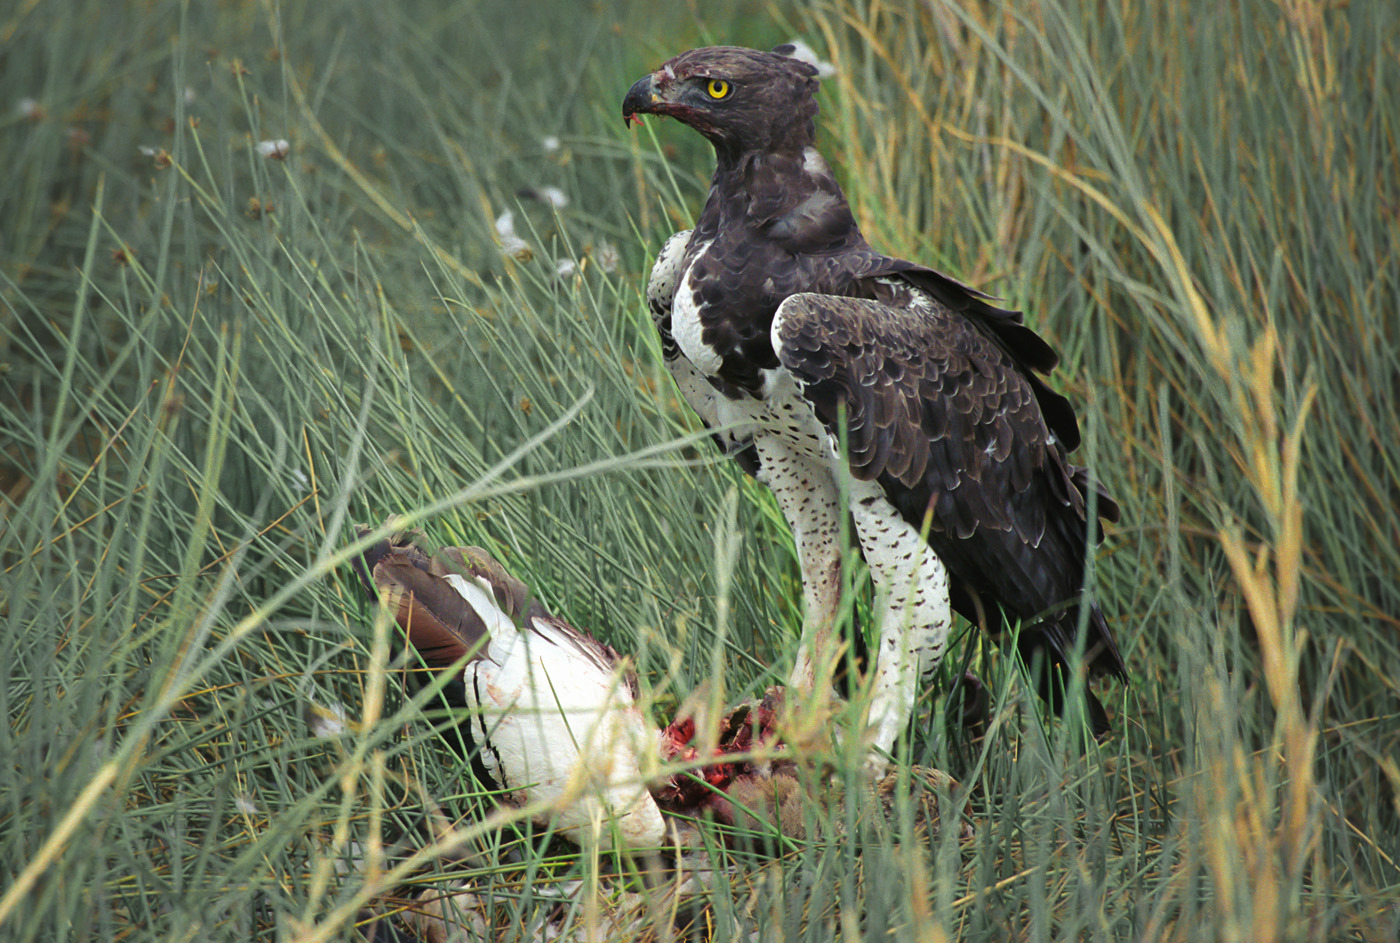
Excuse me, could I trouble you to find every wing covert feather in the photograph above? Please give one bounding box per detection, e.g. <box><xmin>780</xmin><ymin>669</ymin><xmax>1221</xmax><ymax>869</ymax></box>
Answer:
<box><xmin>773</xmin><ymin>291</ymin><xmax>1058</xmax><ymax>539</ymax></box>
<box><xmin>773</xmin><ymin>292</ymin><xmax>1125</xmax><ymax>685</ymax></box>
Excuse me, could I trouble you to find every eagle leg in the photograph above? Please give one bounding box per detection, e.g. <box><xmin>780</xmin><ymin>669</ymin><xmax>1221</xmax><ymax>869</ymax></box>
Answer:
<box><xmin>848</xmin><ymin>479</ymin><xmax>953</xmax><ymax>766</ymax></box>
<box><xmin>751</xmin><ymin>433</ymin><xmax>846</xmax><ymax>693</ymax></box>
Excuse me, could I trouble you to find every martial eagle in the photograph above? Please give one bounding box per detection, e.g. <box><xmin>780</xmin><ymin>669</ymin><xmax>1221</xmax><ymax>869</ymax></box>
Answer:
<box><xmin>623</xmin><ymin>45</ymin><xmax>1126</xmax><ymax>759</ymax></box>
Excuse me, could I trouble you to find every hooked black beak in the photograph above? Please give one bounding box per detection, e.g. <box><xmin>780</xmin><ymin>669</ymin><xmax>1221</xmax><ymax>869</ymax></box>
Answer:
<box><xmin>622</xmin><ymin>73</ymin><xmax>661</xmax><ymax>127</ymax></box>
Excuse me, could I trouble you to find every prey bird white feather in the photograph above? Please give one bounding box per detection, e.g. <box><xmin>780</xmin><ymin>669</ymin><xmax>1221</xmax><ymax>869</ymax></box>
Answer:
<box><xmin>354</xmin><ymin>527</ymin><xmax>665</xmax><ymax>849</ymax></box>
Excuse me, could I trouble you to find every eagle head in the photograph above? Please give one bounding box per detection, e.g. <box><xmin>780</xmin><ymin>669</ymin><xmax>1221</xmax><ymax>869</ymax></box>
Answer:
<box><xmin>622</xmin><ymin>45</ymin><xmax>821</xmax><ymax>154</ymax></box>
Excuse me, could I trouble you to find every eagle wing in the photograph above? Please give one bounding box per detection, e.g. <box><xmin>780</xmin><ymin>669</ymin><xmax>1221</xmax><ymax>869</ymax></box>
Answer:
<box><xmin>647</xmin><ymin>229</ymin><xmax>761</xmax><ymax>475</ymax></box>
<box><xmin>772</xmin><ymin>292</ymin><xmax>1126</xmax><ymax>722</ymax></box>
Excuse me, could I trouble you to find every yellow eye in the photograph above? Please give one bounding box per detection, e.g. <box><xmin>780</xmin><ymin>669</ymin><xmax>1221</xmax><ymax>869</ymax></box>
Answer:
<box><xmin>706</xmin><ymin>79</ymin><xmax>731</xmax><ymax>100</ymax></box>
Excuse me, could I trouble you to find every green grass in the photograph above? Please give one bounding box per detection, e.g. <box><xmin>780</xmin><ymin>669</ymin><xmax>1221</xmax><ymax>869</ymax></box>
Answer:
<box><xmin>2</xmin><ymin>0</ymin><xmax>1397</xmax><ymax>940</ymax></box>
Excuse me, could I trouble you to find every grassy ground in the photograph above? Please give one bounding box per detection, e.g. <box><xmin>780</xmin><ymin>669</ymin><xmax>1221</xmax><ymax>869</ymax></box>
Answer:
<box><xmin>2</xmin><ymin>0</ymin><xmax>1397</xmax><ymax>939</ymax></box>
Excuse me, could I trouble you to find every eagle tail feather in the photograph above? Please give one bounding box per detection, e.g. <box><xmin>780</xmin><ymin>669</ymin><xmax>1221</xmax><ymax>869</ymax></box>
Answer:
<box><xmin>1016</xmin><ymin>602</ymin><xmax>1123</xmax><ymax>740</ymax></box>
